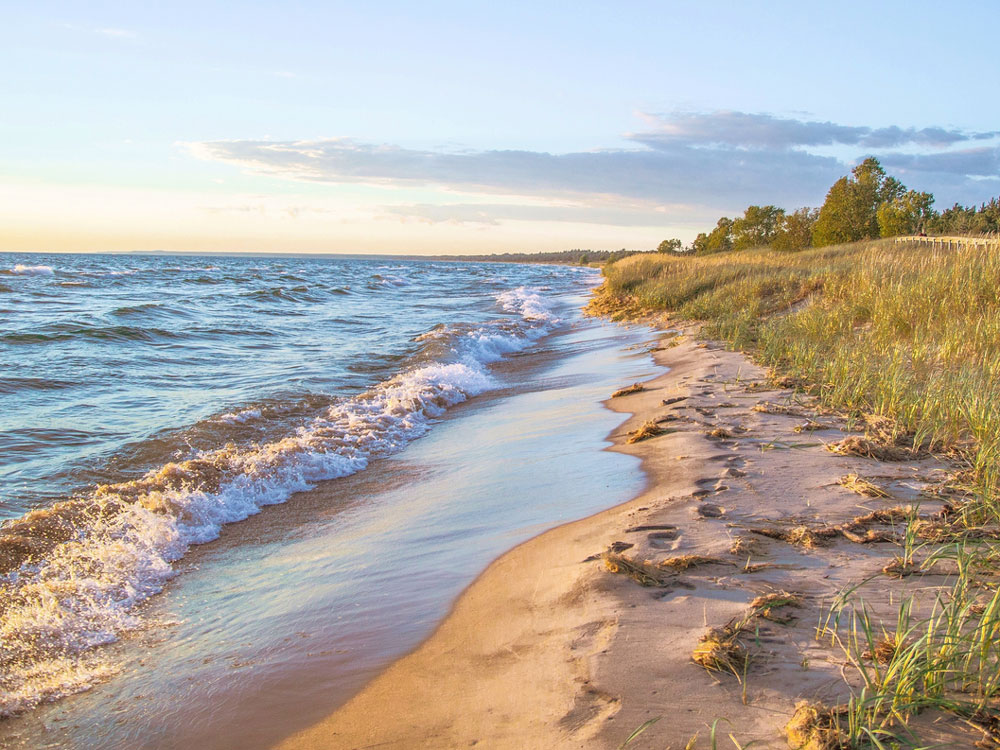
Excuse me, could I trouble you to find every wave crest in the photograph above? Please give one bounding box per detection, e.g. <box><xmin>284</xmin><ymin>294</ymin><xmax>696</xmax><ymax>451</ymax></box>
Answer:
<box><xmin>0</xmin><ymin>284</ymin><xmax>560</xmax><ymax>716</ymax></box>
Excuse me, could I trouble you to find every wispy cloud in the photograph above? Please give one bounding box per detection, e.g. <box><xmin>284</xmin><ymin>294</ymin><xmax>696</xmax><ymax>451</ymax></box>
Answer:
<box><xmin>188</xmin><ymin>135</ymin><xmax>845</xmax><ymax>209</ymax></box>
<box><xmin>631</xmin><ymin>111</ymin><xmax>997</xmax><ymax>150</ymax></box>
<box><xmin>189</xmin><ymin>112</ymin><xmax>1000</xmax><ymax>224</ymax></box>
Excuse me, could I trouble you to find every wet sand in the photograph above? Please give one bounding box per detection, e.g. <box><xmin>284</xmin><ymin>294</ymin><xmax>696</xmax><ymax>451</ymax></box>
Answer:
<box><xmin>278</xmin><ymin>327</ymin><xmax>958</xmax><ymax>749</ymax></box>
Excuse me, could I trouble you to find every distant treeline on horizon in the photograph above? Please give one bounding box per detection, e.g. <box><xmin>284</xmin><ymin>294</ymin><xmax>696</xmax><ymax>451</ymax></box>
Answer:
<box><xmin>429</xmin><ymin>249</ymin><xmax>630</xmax><ymax>265</ymax></box>
<box><xmin>665</xmin><ymin>157</ymin><xmax>1000</xmax><ymax>257</ymax></box>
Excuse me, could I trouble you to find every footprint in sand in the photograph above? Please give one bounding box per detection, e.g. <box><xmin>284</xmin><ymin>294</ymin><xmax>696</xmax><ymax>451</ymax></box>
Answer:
<box><xmin>697</xmin><ymin>503</ymin><xmax>725</xmax><ymax>518</ymax></box>
<box><xmin>647</xmin><ymin>529</ymin><xmax>680</xmax><ymax>549</ymax></box>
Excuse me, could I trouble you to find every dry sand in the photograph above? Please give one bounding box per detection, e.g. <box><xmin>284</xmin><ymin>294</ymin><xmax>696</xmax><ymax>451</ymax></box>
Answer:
<box><xmin>276</xmin><ymin>328</ymin><xmax>966</xmax><ymax>749</ymax></box>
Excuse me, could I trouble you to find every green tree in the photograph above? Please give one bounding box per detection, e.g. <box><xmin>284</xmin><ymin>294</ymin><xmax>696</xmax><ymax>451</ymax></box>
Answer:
<box><xmin>772</xmin><ymin>207</ymin><xmax>819</xmax><ymax>252</ymax></box>
<box><xmin>876</xmin><ymin>190</ymin><xmax>935</xmax><ymax>237</ymax></box>
<box><xmin>927</xmin><ymin>197</ymin><xmax>1000</xmax><ymax>235</ymax></box>
<box><xmin>732</xmin><ymin>205</ymin><xmax>785</xmax><ymax>250</ymax></box>
<box><xmin>813</xmin><ymin>158</ymin><xmax>906</xmax><ymax>247</ymax></box>
<box><xmin>657</xmin><ymin>238</ymin><xmax>683</xmax><ymax>253</ymax></box>
<box><xmin>692</xmin><ymin>217</ymin><xmax>734</xmax><ymax>255</ymax></box>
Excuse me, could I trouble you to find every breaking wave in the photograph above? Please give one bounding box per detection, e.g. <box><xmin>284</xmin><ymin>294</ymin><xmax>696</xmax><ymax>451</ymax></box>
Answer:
<box><xmin>0</xmin><ymin>286</ymin><xmax>560</xmax><ymax>716</ymax></box>
<box><xmin>7</xmin><ymin>265</ymin><xmax>55</xmax><ymax>276</ymax></box>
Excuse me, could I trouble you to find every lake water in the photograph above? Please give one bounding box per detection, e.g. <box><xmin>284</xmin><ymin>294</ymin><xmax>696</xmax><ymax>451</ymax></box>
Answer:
<box><xmin>0</xmin><ymin>253</ymin><xmax>656</xmax><ymax>747</ymax></box>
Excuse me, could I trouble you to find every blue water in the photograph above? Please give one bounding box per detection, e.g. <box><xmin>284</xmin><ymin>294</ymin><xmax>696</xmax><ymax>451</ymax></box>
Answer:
<box><xmin>0</xmin><ymin>253</ymin><xmax>590</xmax><ymax>516</ymax></box>
<box><xmin>0</xmin><ymin>252</ymin><xmax>602</xmax><ymax>717</ymax></box>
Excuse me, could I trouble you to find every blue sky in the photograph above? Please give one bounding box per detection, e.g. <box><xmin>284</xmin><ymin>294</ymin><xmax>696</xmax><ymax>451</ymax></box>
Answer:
<box><xmin>3</xmin><ymin>1</ymin><xmax>998</xmax><ymax>254</ymax></box>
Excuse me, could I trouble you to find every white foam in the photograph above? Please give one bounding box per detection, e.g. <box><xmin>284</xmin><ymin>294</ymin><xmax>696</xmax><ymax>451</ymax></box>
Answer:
<box><xmin>11</xmin><ymin>264</ymin><xmax>55</xmax><ymax>276</ymax></box>
<box><xmin>496</xmin><ymin>286</ymin><xmax>560</xmax><ymax>324</ymax></box>
<box><xmin>215</xmin><ymin>408</ymin><xmax>263</xmax><ymax>424</ymax></box>
<box><xmin>378</xmin><ymin>275</ymin><xmax>411</xmax><ymax>287</ymax></box>
<box><xmin>0</xmin><ymin>284</ymin><xmax>562</xmax><ymax>716</ymax></box>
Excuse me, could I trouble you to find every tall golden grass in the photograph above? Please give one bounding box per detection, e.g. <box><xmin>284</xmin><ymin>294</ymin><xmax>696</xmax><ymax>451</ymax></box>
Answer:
<box><xmin>590</xmin><ymin>239</ymin><xmax>1000</xmax><ymax>516</ymax></box>
<box><xmin>591</xmin><ymin>239</ymin><xmax>1000</xmax><ymax>745</ymax></box>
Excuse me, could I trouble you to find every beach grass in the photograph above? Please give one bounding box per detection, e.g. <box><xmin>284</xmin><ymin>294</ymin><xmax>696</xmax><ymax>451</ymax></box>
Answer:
<box><xmin>590</xmin><ymin>238</ymin><xmax>1000</xmax><ymax>745</ymax></box>
<box><xmin>588</xmin><ymin>238</ymin><xmax>999</xmax><ymax>515</ymax></box>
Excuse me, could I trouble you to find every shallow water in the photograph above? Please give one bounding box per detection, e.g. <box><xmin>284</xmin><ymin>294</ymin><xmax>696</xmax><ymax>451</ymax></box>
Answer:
<box><xmin>0</xmin><ymin>252</ymin><xmax>656</xmax><ymax>746</ymax></box>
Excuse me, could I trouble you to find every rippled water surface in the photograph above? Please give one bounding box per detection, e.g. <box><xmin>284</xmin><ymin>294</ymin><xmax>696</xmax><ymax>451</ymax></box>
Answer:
<box><xmin>0</xmin><ymin>252</ymin><xmax>654</xmax><ymax>744</ymax></box>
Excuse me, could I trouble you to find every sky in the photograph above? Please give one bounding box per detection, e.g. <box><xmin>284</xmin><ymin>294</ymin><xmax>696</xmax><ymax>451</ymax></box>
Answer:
<box><xmin>2</xmin><ymin>1</ymin><xmax>999</xmax><ymax>255</ymax></box>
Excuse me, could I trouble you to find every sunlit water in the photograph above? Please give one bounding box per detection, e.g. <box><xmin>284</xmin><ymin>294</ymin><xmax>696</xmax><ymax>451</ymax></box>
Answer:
<box><xmin>0</xmin><ymin>252</ymin><xmax>657</xmax><ymax>747</ymax></box>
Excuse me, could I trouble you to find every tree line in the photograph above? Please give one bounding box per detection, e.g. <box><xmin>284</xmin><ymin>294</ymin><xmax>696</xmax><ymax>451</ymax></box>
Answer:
<box><xmin>657</xmin><ymin>158</ymin><xmax>1000</xmax><ymax>255</ymax></box>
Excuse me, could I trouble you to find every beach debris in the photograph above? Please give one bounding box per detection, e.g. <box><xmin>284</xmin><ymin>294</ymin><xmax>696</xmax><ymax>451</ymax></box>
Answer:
<box><xmin>692</xmin><ymin>624</ymin><xmax>749</xmax><ymax>675</ymax></box>
<box><xmin>748</xmin><ymin>591</ymin><xmax>802</xmax><ymax>623</ymax></box>
<box><xmin>862</xmin><ymin>635</ymin><xmax>905</xmax><ymax>665</ymax></box>
<box><xmin>654</xmin><ymin>414</ymin><xmax>680</xmax><ymax>426</ymax></box>
<box><xmin>882</xmin><ymin>556</ymin><xmax>918</xmax><ymax>578</ymax></box>
<box><xmin>662</xmin><ymin>396</ymin><xmax>688</xmax><ymax>406</ymax></box>
<box><xmin>826</xmin><ymin>436</ymin><xmax>913</xmax><ymax>461</ymax></box>
<box><xmin>770</xmin><ymin>374</ymin><xmax>805</xmax><ymax>390</ymax></box>
<box><xmin>612</xmin><ymin>383</ymin><xmax>645</xmax><ymax>398</ymax></box>
<box><xmin>729</xmin><ymin>535</ymin><xmax>763</xmax><ymax>556</ymax></box>
<box><xmin>838</xmin><ymin>473</ymin><xmax>892</xmax><ymax>498</ymax></box>
<box><xmin>608</xmin><ymin>541</ymin><xmax>634</xmax><ymax>553</ymax></box>
<box><xmin>601</xmin><ymin>552</ymin><xmax>667</xmax><ymax>587</ymax></box>
<box><xmin>834</xmin><ymin>506</ymin><xmax>912</xmax><ymax>544</ymax></box>
<box><xmin>657</xmin><ymin>554</ymin><xmax>728</xmax><ymax>572</ymax></box>
<box><xmin>739</xmin><ymin>562</ymin><xmax>775</xmax><ymax>574</ymax></box>
<box><xmin>839</xmin><ymin>527</ymin><xmax>897</xmax><ymax>544</ymax></box>
<box><xmin>627</xmin><ymin>420</ymin><xmax>665</xmax><ymax>443</ymax></box>
<box><xmin>784</xmin><ymin>701</ymin><xmax>846</xmax><ymax>750</ymax></box>
<box><xmin>794</xmin><ymin>419</ymin><xmax>831</xmax><ymax>433</ymax></box>
<box><xmin>706</xmin><ymin>427</ymin><xmax>733</xmax><ymax>439</ymax></box>
<box><xmin>694</xmin><ymin>592</ymin><xmax>804</xmax><ymax>677</ymax></box>
<box><xmin>849</xmin><ymin>507</ymin><xmax>910</xmax><ymax>526</ymax></box>
<box><xmin>752</xmin><ymin>401</ymin><xmax>807</xmax><ymax>417</ymax></box>
<box><xmin>748</xmin><ymin>525</ymin><xmax>838</xmax><ymax>549</ymax></box>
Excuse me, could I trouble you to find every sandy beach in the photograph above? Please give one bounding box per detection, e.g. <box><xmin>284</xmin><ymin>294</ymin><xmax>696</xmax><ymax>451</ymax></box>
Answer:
<box><xmin>275</xmin><ymin>324</ymin><xmax>963</xmax><ymax>749</ymax></box>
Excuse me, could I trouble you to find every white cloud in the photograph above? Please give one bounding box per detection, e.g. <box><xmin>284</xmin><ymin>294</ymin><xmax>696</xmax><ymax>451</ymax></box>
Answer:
<box><xmin>188</xmin><ymin>112</ymin><xmax>1000</xmax><ymax>225</ymax></box>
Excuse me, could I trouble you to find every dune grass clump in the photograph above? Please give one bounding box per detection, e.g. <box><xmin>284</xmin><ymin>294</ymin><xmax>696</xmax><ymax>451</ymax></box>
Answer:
<box><xmin>602</xmin><ymin>552</ymin><xmax>667</xmax><ymax>587</ymax></box>
<box><xmin>729</xmin><ymin>535</ymin><xmax>763</xmax><ymax>556</ymax></box>
<box><xmin>627</xmin><ymin>420</ymin><xmax>665</xmax><ymax>443</ymax></box>
<box><xmin>706</xmin><ymin>427</ymin><xmax>733</xmax><ymax>439</ymax></box>
<box><xmin>826</xmin><ymin>435</ymin><xmax>914</xmax><ymax>462</ymax></box>
<box><xmin>692</xmin><ymin>625</ymin><xmax>749</xmax><ymax>676</ymax></box>
<box><xmin>749</xmin><ymin>525</ymin><xmax>839</xmax><ymax>549</ymax></box>
<box><xmin>752</xmin><ymin>401</ymin><xmax>806</xmax><ymax>417</ymax></box>
<box><xmin>838</xmin><ymin>473</ymin><xmax>891</xmax><ymax>498</ymax></box>
<box><xmin>749</xmin><ymin>591</ymin><xmax>802</xmax><ymax>622</ymax></box>
<box><xmin>658</xmin><ymin>554</ymin><xmax>727</xmax><ymax>572</ymax></box>
<box><xmin>784</xmin><ymin>702</ymin><xmax>846</xmax><ymax>750</ymax></box>
<box><xmin>694</xmin><ymin>592</ymin><xmax>802</xmax><ymax>678</ymax></box>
